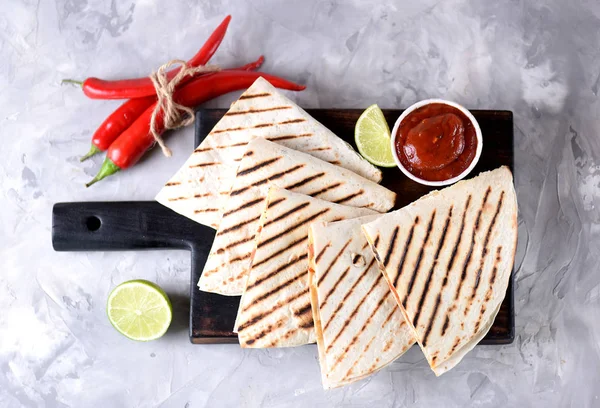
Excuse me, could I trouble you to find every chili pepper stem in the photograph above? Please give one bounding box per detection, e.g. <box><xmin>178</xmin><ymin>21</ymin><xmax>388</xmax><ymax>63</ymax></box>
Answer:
<box><xmin>80</xmin><ymin>145</ymin><xmax>102</xmax><ymax>162</ymax></box>
<box><xmin>86</xmin><ymin>158</ymin><xmax>120</xmax><ymax>188</ymax></box>
<box><xmin>62</xmin><ymin>79</ymin><xmax>84</xmax><ymax>87</ymax></box>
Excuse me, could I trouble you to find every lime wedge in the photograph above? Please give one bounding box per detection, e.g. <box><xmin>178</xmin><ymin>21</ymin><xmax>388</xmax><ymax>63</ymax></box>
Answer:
<box><xmin>355</xmin><ymin>104</ymin><xmax>396</xmax><ymax>167</ymax></box>
<box><xmin>107</xmin><ymin>280</ymin><xmax>172</xmax><ymax>341</ymax></box>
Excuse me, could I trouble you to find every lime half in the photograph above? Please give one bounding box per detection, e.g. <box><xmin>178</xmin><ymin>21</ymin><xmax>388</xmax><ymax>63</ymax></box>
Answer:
<box><xmin>355</xmin><ymin>104</ymin><xmax>396</xmax><ymax>167</ymax></box>
<box><xmin>107</xmin><ymin>280</ymin><xmax>172</xmax><ymax>341</ymax></box>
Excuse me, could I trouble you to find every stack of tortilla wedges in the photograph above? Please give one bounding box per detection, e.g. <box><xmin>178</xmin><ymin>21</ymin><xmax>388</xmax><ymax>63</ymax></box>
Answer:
<box><xmin>156</xmin><ymin>77</ymin><xmax>518</xmax><ymax>388</ymax></box>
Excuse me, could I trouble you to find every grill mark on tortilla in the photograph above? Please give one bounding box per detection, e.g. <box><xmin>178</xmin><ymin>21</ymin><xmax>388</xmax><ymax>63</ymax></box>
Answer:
<box><xmin>422</xmin><ymin>196</ymin><xmax>472</xmax><ymax>345</ymax></box>
<box><xmin>190</xmin><ymin>162</ymin><xmax>220</xmax><ymax>168</ymax></box>
<box><xmin>267</xmin><ymin>197</ymin><xmax>286</xmax><ymax>209</ymax></box>
<box><xmin>239</xmin><ymin>92</ymin><xmax>271</xmax><ymax>100</ymax></box>
<box><xmin>225</xmin><ymin>106</ymin><xmax>291</xmax><ymax>116</ymax></box>
<box><xmin>257</xmin><ymin>209</ymin><xmax>330</xmax><ymax>249</ymax></box>
<box><xmin>329</xmin><ymin>289</ymin><xmax>389</xmax><ymax>372</ymax></box>
<box><xmin>243</xmin><ymin>318</ymin><xmax>286</xmax><ymax>346</ymax></box>
<box><xmin>215</xmin><ymin>235</ymin><xmax>256</xmax><ymax>253</ymax></box>
<box><xmin>383</xmin><ymin>336</ymin><xmax>396</xmax><ymax>353</ymax></box>
<box><xmin>446</xmin><ymin>195</ymin><xmax>472</xmax><ymax>272</ymax></box>
<box><xmin>317</xmin><ymin>239</ymin><xmax>353</xmax><ymax>286</ymax></box>
<box><xmin>382</xmin><ymin>308</ymin><xmax>396</xmax><ymax>329</ymax></box>
<box><xmin>194</xmin><ymin>208</ymin><xmax>219</xmax><ymax>213</ymax></box>
<box><xmin>440</xmin><ymin>191</ymin><xmax>488</xmax><ymax>339</ymax></box>
<box><xmin>315</xmin><ymin>243</ymin><xmax>331</xmax><ymax>264</ymax></box>
<box><xmin>329</xmin><ymin>160</ymin><xmax>341</xmax><ymax>165</ymax></box>
<box><xmin>441</xmin><ymin>316</ymin><xmax>450</xmax><ymax>338</ymax></box>
<box><xmin>307</xmin><ymin>182</ymin><xmax>343</xmax><ymax>198</ymax></box>
<box><xmin>308</xmin><ymin>146</ymin><xmax>331</xmax><ymax>152</ymax></box>
<box><xmin>368</xmin><ymin>359</ymin><xmax>381</xmax><ymax>373</ymax></box>
<box><xmin>242</xmin><ymin>271</ymin><xmax>309</xmax><ymax>312</ymax></box>
<box><xmin>229</xmin><ymin>253</ymin><xmax>251</xmax><ymax>263</ymax></box>
<box><xmin>167</xmin><ymin>192</ymin><xmax>211</xmax><ymax>201</ymax></box>
<box><xmin>454</xmin><ymin>187</ymin><xmax>491</xmax><ymax>303</ymax></box>
<box><xmin>344</xmin><ymin>335</ymin><xmax>377</xmax><ymax>380</ymax></box>
<box><xmin>332</xmin><ymin>190</ymin><xmax>364</xmax><ymax>204</ymax></box>
<box><xmin>265</xmin><ymin>328</ymin><xmax>300</xmax><ymax>347</ymax></box>
<box><xmin>237</xmin><ymin>157</ymin><xmax>282</xmax><ymax>177</ymax></box>
<box><xmin>299</xmin><ymin>321</ymin><xmax>314</xmax><ymax>329</ymax></box>
<box><xmin>164</xmin><ymin>181</ymin><xmax>180</xmax><ymax>186</ymax></box>
<box><xmin>352</xmin><ymin>254</ymin><xmax>364</xmax><ymax>266</ymax></box>
<box><xmin>279</xmin><ymin>118</ymin><xmax>306</xmax><ymax>125</ymax></box>
<box><xmin>373</xmin><ymin>235</ymin><xmax>380</xmax><ymax>248</ymax></box>
<box><xmin>403</xmin><ymin>211</ymin><xmax>436</xmax><ymax>308</ymax></box>
<box><xmin>246</xmin><ymin>254</ymin><xmax>308</xmax><ymax>291</ymax></box>
<box><xmin>320</xmin><ymin>266</ymin><xmax>351</xmax><ymax>309</ymax></box>
<box><xmin>223</xmin><ymin>198</ymin><xmax>265</xmax><ymax>217</ymax></box>
<box><xmin>230</xmin><ymin>165</ymin><xmax>305</xmax><ymax>196</ymax></box>
<box><xmin>293</xmin><ymin>302</ymin><xmax>312</xmax><ymax>319</ymax></box>
<box><xmin>212</xmin><ymin>118</ymin><xmax>306</xmax><ymax>137</ymax></box>
<box><xmin>449</xmin><ymin>337</ymin><xmax>461</xmax><ymax>356</ymax></box>
<box><xmin>264</xmin><ymin>202</ymin><xmax>310</xmax><ymax>227</ymax></box>
<box><xmin>195</xmin><ymin>141</ymin><xmax>249</xmax><ymax>150</ymax></box>
<box><xmin>383</xmin><ymin>226</ymin><xmax>399</xmax><ymax>268</ymax></box>
<box><xmin>474</xmin><ymin>246</ymin><xmax>502</xmax><ymax>334</ymax></box>
<box><xmin>322</xmin><ymin>258</ymin><xmax>375</xmax><ymax>333</ymax></box>
<box><xmin>210</xmin><ymin>126</ymin><xmax>244</xmax><ymax>134</ymax></box>
<box><xmin>361</xmin><ymin>242</ymin><xmax>369</xmax><ymax>251</ymax></box>
<box><xmin>412</xmin><ymin>207</ymin><xmax>453</xmax><ymax>329</ymax></box>
<box><xmin>237</xmin><ymin>288</ymin><xmax>307</xmax><ymax>332</ymax></box>
<box><xmin>325</xmin><ymin>273</ymin><xmax>384</xmax><ymax>353</ymax></box>
<box><xmin>284</xmin><ymin>173</ymin><xmax>326</xmax><ymax>190</ymax></box>
<box><xmin>268</xmin><ymin>133</ymin><xmax>312</xmax><ymax>142</ymax></box>
<box><xmin>251</xmin><ymin>237</ymin><xmax>308</xmax><ymax>270</ymax></box>
<box><xmin>217</xmin><ymin>215</ymin><xmax>261</xmax><ymax>235</ymax></box>
<box><xmin>392</xmin><ymin>217</ymin><xmax>419</xmax><ymax>289</ymax></box>
<box><xmin>465</xmin><ymin>191</ymin><xmax>505</xmax><ymax>316</ymax></box>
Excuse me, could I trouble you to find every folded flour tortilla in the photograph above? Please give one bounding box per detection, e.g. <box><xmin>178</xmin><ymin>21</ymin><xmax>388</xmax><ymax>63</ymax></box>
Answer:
<box><xmin>235</xmin><ymin>187</ymin><xmax>376</xmax><ymax>348</ymax></box>
<box><xmin>308</xmin><ymin>217</ymin><xmax>416</xmax><ymax>389</ymax></box>
<box><xmin>362</xmin><ymin>167</ymin><xmax>517</xmax><ymax>375</ymax></box>
<box><xmin>198</xmin><ymin>137</ymin><xmax>396</xmax><ymax>295</ymax></box>
<box><xmin>155</xmin><ymin>77</ymin><xmax>382</xmax><ymax>229</ymax></box>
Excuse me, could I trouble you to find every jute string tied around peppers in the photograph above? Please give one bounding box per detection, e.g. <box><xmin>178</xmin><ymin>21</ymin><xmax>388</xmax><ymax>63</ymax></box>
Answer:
<box><xmin>149</xmin><ymin>59</ymin><xmax>220</xmax><ymax>157</ymax></box>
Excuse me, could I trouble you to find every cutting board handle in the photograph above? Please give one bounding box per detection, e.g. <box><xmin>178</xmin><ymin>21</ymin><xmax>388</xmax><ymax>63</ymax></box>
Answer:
<box><xmin>52</xmin><ymin>201</ymin><xmax>214</xmax><ymax>252</ymax></box>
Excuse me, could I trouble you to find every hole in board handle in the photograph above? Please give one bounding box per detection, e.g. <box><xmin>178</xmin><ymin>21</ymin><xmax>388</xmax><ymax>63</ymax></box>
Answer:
<box><xmin>86</xmin><ymin>216</ymin><xmax>101</xmax><ymax>232</ymax></box>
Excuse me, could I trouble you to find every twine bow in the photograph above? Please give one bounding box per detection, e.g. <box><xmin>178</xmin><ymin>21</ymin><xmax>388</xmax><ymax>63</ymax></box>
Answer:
<box><xmin>149</xmin><ymin>60</ymin><xmax>220</xmax><ymax>156</ymax></box>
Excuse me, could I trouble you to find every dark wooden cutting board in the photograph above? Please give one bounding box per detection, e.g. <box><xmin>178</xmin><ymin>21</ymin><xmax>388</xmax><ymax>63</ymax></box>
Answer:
<box><xmin>52</xmin><ymin>108</ymin><xmax>514</xmax><ymax>345</ymax></box>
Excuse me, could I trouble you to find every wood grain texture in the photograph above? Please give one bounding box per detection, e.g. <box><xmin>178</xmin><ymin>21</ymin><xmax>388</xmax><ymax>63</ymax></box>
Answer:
<box><xmin>51</xmin><ymin>108</ymin><xmax>514</xmax><ymax>346</ymax></box>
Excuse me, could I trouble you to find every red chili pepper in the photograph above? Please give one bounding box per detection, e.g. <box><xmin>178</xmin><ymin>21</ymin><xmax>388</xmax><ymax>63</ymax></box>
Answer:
<box><xmin>86</xmin><ymin>71</ymin><xmax>305</xmax><ymax>186</ymax></box>
<box><xmin>80</xmin><ymin>96</ymin><xmax>156</xmax><ymax>161</ymax></box>
<box><xmin>79</xmin><ymin>55</ymin><xmax>265</xmax><ymax>161</ymax></box>
<box><xmin>77</xmin><ymin>15</ymin><xmax>231</xmax><ymax>100</ymax></box>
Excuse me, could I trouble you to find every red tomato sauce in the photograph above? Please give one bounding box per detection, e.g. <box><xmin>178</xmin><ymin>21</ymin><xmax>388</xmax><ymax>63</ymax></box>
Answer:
<box><xmin>395</xmin><ymin>103</ymin><xmax>477</xmax><ymax>181</ymax></box>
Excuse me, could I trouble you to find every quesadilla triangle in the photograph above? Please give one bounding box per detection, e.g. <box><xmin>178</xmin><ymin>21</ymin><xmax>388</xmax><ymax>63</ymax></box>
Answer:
<box><xmin>362</xmin><ymin>166</ymin><xmax>517</xmax><ymax>376</ymax></box>
<box><xmin>235</xmin><ymin>187</ymin><xmax>377</xmax><ymax>348</ymax></box>
<box><xmin>308</xmin><ymin>217</ymin><xmax>416</xmax><ymax>389</ymax></box>
<box><xmin>155</xmin><ymin>77</ymin><xmax>382</xmax><ymax>229</ymax></box>
<box><xmin>198</xmin><ymin>137</ymin><xmax>396</xmax><ymax>296</ymax></box>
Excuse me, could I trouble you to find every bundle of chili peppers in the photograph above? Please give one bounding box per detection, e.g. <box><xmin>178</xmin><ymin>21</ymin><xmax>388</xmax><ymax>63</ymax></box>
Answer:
<box><xmin>67</xmin><ymin>16</ymin><xmax>305</xmax><ymax>187</ymax></box>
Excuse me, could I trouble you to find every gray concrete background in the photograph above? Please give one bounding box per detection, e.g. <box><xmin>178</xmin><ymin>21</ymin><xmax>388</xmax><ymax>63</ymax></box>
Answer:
<box><xmin>1</xmin><ymin>0</ymin><xmax>599</xmax><ymax>406</ymax></box>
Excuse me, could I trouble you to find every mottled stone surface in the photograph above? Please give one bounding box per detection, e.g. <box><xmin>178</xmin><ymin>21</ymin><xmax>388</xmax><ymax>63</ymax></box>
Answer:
<box><xmin>1</xmin><ymin>0</ymin><xmax>599</xmax><ymax>407</ymax></box>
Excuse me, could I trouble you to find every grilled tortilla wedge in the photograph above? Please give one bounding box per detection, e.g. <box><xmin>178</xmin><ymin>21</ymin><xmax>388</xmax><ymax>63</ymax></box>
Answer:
<box><xmin>235</xmin><ymin>187</ymin><xmax>377</xmax><ymax>348</ymax></box>
<box><xmin>155</xmin><ymin>77</ymin><xmax>382</xmax><ymax>229</ymax></box>
<box><xmin>198</xmin><ymin>137</ymin><xmax>396</xmax><ymax>296</ymax></box>
<box><xmin>362</xmin><ymin>167</ymin><xmax>517</xmax><ymax>375</ymax></box>
<box><xmin>308</xmin><ymin>217</ymin><xmax>416</xmax><ymax>389</ymax></box>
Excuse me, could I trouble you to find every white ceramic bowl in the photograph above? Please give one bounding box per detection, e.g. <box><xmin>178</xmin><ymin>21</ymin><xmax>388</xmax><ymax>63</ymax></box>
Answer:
<box><xmin>390</xmin><ymin>98</ymin><xmax>483</xmax><ymax>187</ymax></box>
